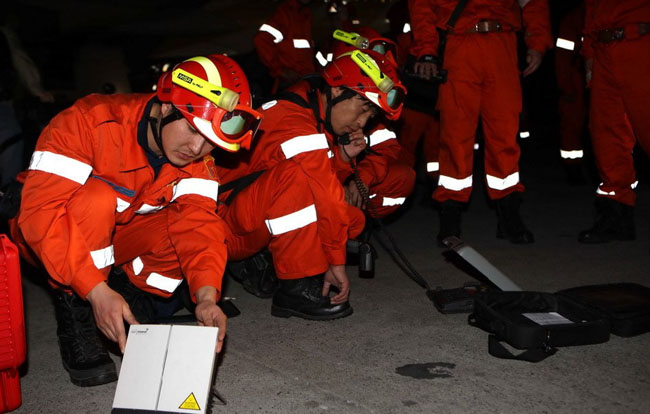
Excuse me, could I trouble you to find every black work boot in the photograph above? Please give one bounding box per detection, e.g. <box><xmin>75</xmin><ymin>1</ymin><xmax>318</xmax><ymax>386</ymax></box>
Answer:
<box><xmin>53</xmin><ymin>290</ymin><xmax>117</xmax><ymax>387</ymax></box>
<box><xmin>107</xmin><ymin>267</ymin><xmax>157</xmax><ymax>323</ymax></box>
<box><xmin>436</xmin><ymin>200</ymin><xmax>463</xmax><ymax>247</ymax></box>
<box><xmin>495</xmin><ymin>192</ymin><xmax>534</xmax><ymax>244</ymax></box>
<box><xmin>578</xmin><ymin>198</ymin><xmax>635</xmax><ymax>243</ymax></box>
<box><xmin>227</xmin><ymin>249</ymin><xmax>278</xmax><ymax>298</ymax></box>
<box><xmin>271</xmin><ymin>275</ymin><xmax>353</xmax><ymax>320</ymax></box>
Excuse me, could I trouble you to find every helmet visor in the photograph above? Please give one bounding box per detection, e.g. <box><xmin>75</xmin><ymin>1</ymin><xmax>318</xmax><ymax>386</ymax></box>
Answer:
<box><xmin>369</xmin><ymin>39</ymin><xmax>396</xmax><ymax>58</ymax></box>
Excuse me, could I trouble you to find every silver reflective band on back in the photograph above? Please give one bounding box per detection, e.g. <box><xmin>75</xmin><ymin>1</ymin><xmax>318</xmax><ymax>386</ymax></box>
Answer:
<box><xmin>281</xmin><ymin>133</ymin><xmax>329</xmax><ymax>159</ymax></box>
<box><xmin>259</xmin><ymin>24</ymin><xmax>284</xmax><ymax>43</ymax></box>
<box><xmin>293</xmin><ymin>39</ymin><xmax>311</xmax><ymax>49</ymax></box>
<box><xmin>29</xmin><ymin>151</ymin><xmax>93</xmax><ymax>185</ymax></box>
<box><xmin>439</xmin><ymin>175</ymin><xmax>473</xmax><ymax>191</ymax></box>
<box><xmin>265</xmin><ymin>204</ymin><xmax>317</xmax><ymax>236</ymax></box>
<box><xmin>90</xmin><ymin>245</ymin><xmax>115</xmax><ymax>269</ymax></box>
<box><xmin>426</xmin><ymin>162</ymin><xmax>439</xmax><ymax>172</ymax></box>
<box><xmin>369</xmin><ymin>129</ymin><xmax>396</xmax><ymax>146</ymax></box>
<box><xmin>146</xmin><ymin>272</ymin><xmax>182</xmax><ymax>293</ymax></box>
<box><xmin>382</xmin><ymin>197</ymin><xmax>405</xmax><ymax>206</ymax></box>
<box><xmin>560</xmin><ymin>149</ymin><xmax>584</xmax><ymax>159</ymax></box>
<box><xmin>132</xmin><ymin>257</ymin><xmax>144</xmax><ymax>276</ymax></box>
<box><xmin>135</xmin><ymin>204</ymin><xmax>164</xmax><ymax>214</ymax></box>
<box><xmin>262</xmin><ymin>100</ymin><xmax>278</xmax><ymax>110</ymax></box>
<box><xmin>172</xmin><ymin>178</ymin><xmax>219</xmax><ymax>202</ymax></box>
<box><xmin>316</xmin><ymin>51</ymin><xmax>328</xmax><ymax>66</ymax></box>
<box><xmin>486</xmin><ymin>172</ymin><xmax>519</xmax><ymax>190</ymax></box>
<box><xmin>556</xmin><ymin>38</ymin><xmax>575</xmax><ymax>51</ymax></box>
<box><xmin>116</xmin><ymin>197</ymin><xmax>131</xmax><ymax>213</ymax></box>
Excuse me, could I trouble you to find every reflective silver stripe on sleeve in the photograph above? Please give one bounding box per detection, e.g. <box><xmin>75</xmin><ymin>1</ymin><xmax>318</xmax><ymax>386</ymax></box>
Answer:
<box><xmin>281</xmin><ymin>133</ymin><xmax>329</xmax><ymax>159</ymax></box>
<box><xmin>146</xmin><ymin>272</ymin><xmax>182</xmax><ymax>293</ymax></box>
<box><xmin>132</xmin><ymin>257</ymin><xmax>144</xmax><ymax>276</ymax></box>
<box><xmin>519</xmin><ymin>131</ymin><xmax>530</xmax><ymax>139</ymax></box>
<box><xmin>403</xmin><ymin>23</ymin><xmax>411</xmax><ymax>33</ymax></box>
<box><xmin>439</xmin><ymin>175</ymin><xmax>473</xmax><ymax>191</ymax></box>
<box><xmin>426</xmin><ymin>162</ymin><xmax>439</xmax><ymax>172</ymax></box>
<box><xmin>486</xmin><ymin>172</ymin><xmax>520</xmax><ymax>191</ymax></box>
<box><xmin>556</xmin><ymin>38</ymin><xmax>575</xmax><ymax>51</ymax></box>
<box><xmin>369</xmin><ymin>129</ymin><xmax>396</xmax><ymax>146</ymax></box>
<box><xmin>135</xmin><ymin>204</ymin><xmax>164</xmax><ymax>214</ymax></box>
<box><xmin>474</xmin><ymin>143</ymin><xmax>480</xmax><ymax>150</ymax></box>
<box><xmin>259</xmin><ymin>24</ymin><xmax>283</xmax><ymax>43</ymax></box>
<box><xmin>29</xmin><ymin>151</ymin><xmax>93</xmax><ymax>185</ymax></box>
<box><xmin>631</xmin><ymin>181</ymin><xmax>638</xmax><ymax>189</ymax></box>
<box><xmin>328</xmin><ymin>150</ymin><xmax>334</xmax><ymax>158</ymax></box>
<box><xmin>382</xmin><ymin>197</ymin><xmax>406</xmax><ymax>207</ymax></box>
<box><xmin>293</xmin><ymin>39</ymin><xmax>311</xmax><ymax>49</ymax></box>
<box><xmin>116</xmin><ymin>197</ymin><xmax>131</xmax><ymax>213</ymax></box>
<box><xmin>265</xmin><ymin>204</ymin><xmax>317</xmax><ymax>236</ymax></box>
<box><xmin>90</xmin><ymin>245</ymin><xmax>114</xmax><ymax>269</ymax></box>
<box><xmin>560</xmin><ymin>150</ymin><xmax>584</xmax><ymax>159</ymax></box>
<box><xmin>171</xmin><ymin>178</ymin><xmax>219</xmax><ymax>202</ymax></box>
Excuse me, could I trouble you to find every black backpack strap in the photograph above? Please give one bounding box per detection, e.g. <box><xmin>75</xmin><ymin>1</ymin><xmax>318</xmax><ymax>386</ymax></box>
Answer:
<box><xmin>218</xmin><ymin>170</ymin><xmax>266</xmax><ymax>206</ymax></box>
<box><xmin>447</xmin><ymin>0</ymin><xmax>471</xmax><ymax>29</ymax></box>
<box><xmin>437</xmin><ymin>0</ymin><xmax>472</xmax><ymax>60</ymax></box>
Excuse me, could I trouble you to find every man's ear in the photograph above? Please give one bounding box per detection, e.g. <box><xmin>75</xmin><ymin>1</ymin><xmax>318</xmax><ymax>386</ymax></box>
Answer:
<box><xmin>330</xmin><ymin>86</ymin><xmax>344</xmax><ymax>99</ymax></box>
<box><xmin>160</xmin><ymin>103</ymin><xmax>173</xmax><ymax>116</ymax></box>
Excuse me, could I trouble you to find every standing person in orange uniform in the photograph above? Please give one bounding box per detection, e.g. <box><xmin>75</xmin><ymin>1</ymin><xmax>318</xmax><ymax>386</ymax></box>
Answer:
<box><xmin>227</xmin><ymin>51</ymin><xmax>405</xmax><ymax>316</ymax></box>
<box><xmin>9</xmin><ymin>55</ymin><xmax>262</xmax><ymax>386</ymax></box>
<box><xmin>578</xmin><ymin>0</ymin><xmax>650</xmax><ymax>243</ymax></box>
<box><xmin>254</xmin><ymin>0</ymin><xmax>316</xmax><ymax>94</ymax></box>
<box><xmin>555</xmin><ymin>1</ymin><xmax>588</xmax><ymax>185</ymax></box>
<box><xmin>328</xmin><ymin>28</ymin><xmax>416</xmax><ymax>218</ymax></box>
<box><xmin>410</xmin><ymin>0</ymin><xmax>552</xmax><ymax>245</ymax></box>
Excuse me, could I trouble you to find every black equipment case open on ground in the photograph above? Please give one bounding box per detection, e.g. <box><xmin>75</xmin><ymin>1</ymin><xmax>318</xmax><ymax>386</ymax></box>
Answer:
<box><xmin>468</xmin><ymin>291</ymin><xmax>611</xmax><ymax>362</ymax></box>
<box><xmin>469</xmin><ymin>284</ymin><xmax>650</xmax><ymax>362</ymax></box>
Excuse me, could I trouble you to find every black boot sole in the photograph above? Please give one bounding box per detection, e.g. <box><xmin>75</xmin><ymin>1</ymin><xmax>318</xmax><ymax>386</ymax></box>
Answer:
<box><xmin>63</xmin><ymin>360</ymin><xmax>118</xmax><ymax>387</ymax></box>
<box><xmin>270</xmin><ymin>304</ymin><xmax>353</xmax><ymax>321</ymax></box>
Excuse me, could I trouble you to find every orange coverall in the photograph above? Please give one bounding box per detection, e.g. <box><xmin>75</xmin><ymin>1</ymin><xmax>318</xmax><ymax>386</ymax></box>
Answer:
<box><xmin>254</xmin><ymin>0</ymin><xmax>316</xmax><ymax>92</ymax></box>
<box><xmin>583</xmin><ymin>0</ymin><xmax>650</xmax><ymax>206</ymax></box>
<box><xmin>556</xmin><ymin>3</ymin><xmax>587</xmax><ymax>165</ymax></box>
<box><xmin>232</xmin><ymin>80</ymin><xmax>366</xmax><ymax>272</ymax></box>
<box><xmin>355</xmin><ymin>124</ymin><xmax>415</xmax><ymax>218</ymax></box>
<box><xmin>10</xmin><ymin>94</ymin><xmax>227</xmax><ymax>300</ymax></box>
<box><xmin>410</xmin><ymin>0</ymin><xmax>552</xmax><ymax>202</ymax></box>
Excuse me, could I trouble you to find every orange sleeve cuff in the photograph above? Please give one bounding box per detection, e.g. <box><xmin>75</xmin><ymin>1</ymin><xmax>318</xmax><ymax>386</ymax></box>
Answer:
<box><xmin>71</xmin><ymin>273</ymin><xmax>107</xmax><ymax>300</ymax></box>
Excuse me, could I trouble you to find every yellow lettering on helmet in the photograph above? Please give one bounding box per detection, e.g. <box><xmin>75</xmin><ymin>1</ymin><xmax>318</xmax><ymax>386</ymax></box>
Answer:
<box><xmin>171</xmin><ymin>68</ymin><xmax>239</xmax><ymax>112</ymax></box>
<box><xmin>333</xmin><ymin>30</ymin><xmax>369</xmax><ymax>49</ymax></box>
<box><xmin>350</xmin><ymin>50</ymin><xmax>394</xmax><ymax>93</ymax></box>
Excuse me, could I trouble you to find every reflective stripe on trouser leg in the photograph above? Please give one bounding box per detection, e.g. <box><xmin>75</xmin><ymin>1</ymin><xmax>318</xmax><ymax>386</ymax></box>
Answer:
<box><xmin>366</xmin><ymin>161</ymin><xmax>415</xmax><ymax>218</ymax></box>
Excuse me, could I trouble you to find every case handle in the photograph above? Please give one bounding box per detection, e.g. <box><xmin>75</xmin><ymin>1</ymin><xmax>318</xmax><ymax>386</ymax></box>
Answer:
<box><xmin>488</xmin><ymin>335</ymin><xmax>557</xmax><ymax>363</ymax></box>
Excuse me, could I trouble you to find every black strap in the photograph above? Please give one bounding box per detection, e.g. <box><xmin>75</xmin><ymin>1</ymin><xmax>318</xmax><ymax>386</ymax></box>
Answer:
<box><xmin>437</xmin><ymin>0</ymin><xmax>472</xmax><ymax>63</ymax></box>
<box><xmin>218</xmin><ymin>170</ymin><xmax>266</xmax><ymax>206</ymax></box>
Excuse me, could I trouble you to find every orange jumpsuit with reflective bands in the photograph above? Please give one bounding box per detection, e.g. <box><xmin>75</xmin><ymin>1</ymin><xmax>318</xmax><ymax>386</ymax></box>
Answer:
<box><xmin>231</xmin><ymin>81</ymin><xmax>365</xmax><ymax>271</ymax></box>
<box><xmin>358</xmin><ymin>124</ymin><xmax>416</xmax><ymax>218</ymax></box>
<box><xmin>397</xmin><ymin>29</ymin><xmax>441</xmax><ymax>179</ymax></box>
<box><xmin>10</xmin><ymin>94</ymin><xmax>227</xmax><ymax>300</ymax></box>
<box><xmin>583</xmin><ymin>0</ymin><xmax>650</xmax><ymax>206</ymax></box>
<box><xmin>410</xmin><ymin>0</ymin><xmax>552</xmax><ymax>202</ymax></box>
<box><xmin>556</xmin><ymin>3</ymin><xmax>587</xmax><ymax>165</ymax></box>
<box><xmin>254</xmin><ymin>0</ymin><xmax>316</xmax><ymax>92</ymax></box>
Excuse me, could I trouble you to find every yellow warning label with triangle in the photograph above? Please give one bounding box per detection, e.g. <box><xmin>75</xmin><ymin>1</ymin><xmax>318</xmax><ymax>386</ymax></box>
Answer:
<box><xmin>179</xmin><ymin>392</ymin><xmax>201</xmax><ymax>410</ymax></box>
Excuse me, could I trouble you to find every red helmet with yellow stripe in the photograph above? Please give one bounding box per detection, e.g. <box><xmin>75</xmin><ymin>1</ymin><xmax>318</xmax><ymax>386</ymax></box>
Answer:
<box><xmin>157</xmin><ymin>55</ymin><xmax>262</xmax><ymax>152</ymax></box>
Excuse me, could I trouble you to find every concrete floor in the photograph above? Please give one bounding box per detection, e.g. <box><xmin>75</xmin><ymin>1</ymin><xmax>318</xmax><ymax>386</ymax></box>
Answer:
<box><xmin>11</xmin><ymin>144</ymin><xmax>650</xmax><ymax>413</ymax></box>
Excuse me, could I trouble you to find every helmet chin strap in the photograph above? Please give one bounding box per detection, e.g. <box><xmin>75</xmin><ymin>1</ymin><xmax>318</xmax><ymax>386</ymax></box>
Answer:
<box><xmin>147</xmin><ymin>104</ymin><xmax>184</xmax><ymax>157</ymax></box>
<box><xmin>324</xmin><ymin>86</ymin><xmax>357</xmax><ymax>137</ymax></box>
